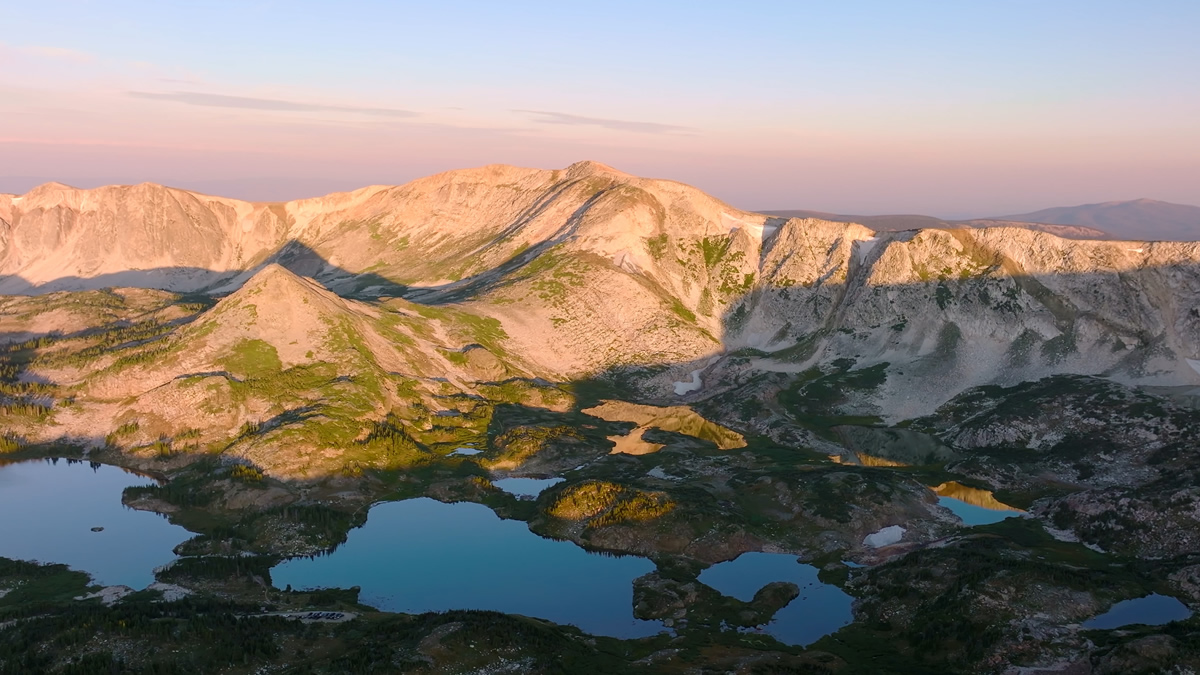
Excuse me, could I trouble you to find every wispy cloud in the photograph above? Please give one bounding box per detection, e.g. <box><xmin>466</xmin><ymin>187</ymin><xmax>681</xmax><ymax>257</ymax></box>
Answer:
<box><xmin>517</xmin><ymin>110</ymin><xmax>693</xmax><ymax>134</ymax></box>
<box><xmin>128</xmin><ymin>91</ymin><xmax>418</xmax><ymax>118</ymax></box>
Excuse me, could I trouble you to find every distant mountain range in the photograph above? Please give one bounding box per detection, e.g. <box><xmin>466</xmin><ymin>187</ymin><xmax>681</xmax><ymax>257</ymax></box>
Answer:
<box><xmin>765</xmin><ymin>199</ymin><xmax>1200</xmax><ymax>242</ymax></box>
<box><xmin>760</xmin><ymin>209</ymin><xmax>1111</xmax><ymax>240</ymax></box>
<box><xmin>998</xmin><ymin>199</ymin><xmax>1200</xmax><ymax>241</ymax></box>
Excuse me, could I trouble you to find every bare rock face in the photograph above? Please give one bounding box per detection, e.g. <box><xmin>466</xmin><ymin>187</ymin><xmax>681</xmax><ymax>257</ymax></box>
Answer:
<box><xmin>3</xmin><ymin>161</ymin><xmax>1199</xmax><ymax>416</ymax></box>
<box><xmin>0</xmin><ymin>183</ymin><xmax>290</xmax><ymax>293</ymax></box>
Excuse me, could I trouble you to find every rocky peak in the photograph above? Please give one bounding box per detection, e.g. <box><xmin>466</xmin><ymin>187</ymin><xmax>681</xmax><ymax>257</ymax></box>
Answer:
<box><xmin>565</xmin><ymin>160</ymin><xmax>628</xmax><ymax>180</ymax></box>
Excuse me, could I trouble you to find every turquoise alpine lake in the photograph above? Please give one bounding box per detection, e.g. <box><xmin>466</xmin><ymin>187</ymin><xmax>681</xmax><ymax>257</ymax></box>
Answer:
<box><xmin>0</xmin><ymin>459</ymin><xmax>191</xmax><ymax>589</ymax></box>
<box><xmin>1083</xmin><ymin>593</ymin><xmax>1193</xmax><ymax>629</ymax></box>
<box><xmin>938</xmin><ymin>496</ymin><xmax>1021</xmax><ymax>526</ymax></box>
<box><xmin>271</xmin><ymin>497</ymin><xmax>664</xmax><ymax>638</ymax></box>
<box><xmin>697</xmin><ymin>551</ymin><xmax>854</xmax><ymax>645</ymax></box>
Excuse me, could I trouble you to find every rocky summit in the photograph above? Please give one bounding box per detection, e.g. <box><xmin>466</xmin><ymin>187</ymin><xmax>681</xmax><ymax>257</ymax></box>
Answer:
<box><xmin>3</xmin><ymin>162</ymin><xmax>1200</xmax><ymax>674</ymax></box>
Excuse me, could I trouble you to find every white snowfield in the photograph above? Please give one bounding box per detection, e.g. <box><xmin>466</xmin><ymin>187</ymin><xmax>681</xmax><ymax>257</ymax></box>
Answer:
<box><xmin>673</xmin><ymin>369</ymin><xmax>704</xmax><ymax>395</ymax></box>
<box><xmin>863</xmin><ymin>526</ymin><xmax>906</xmax><ymax>548</ymax></box>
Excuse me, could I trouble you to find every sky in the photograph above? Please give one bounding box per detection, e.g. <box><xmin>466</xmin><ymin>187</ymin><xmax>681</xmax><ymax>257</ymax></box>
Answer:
<box><xmin>1</xmin><ymin>0</ymin><xmax>1198</xmax><ymax>217</ymax></box>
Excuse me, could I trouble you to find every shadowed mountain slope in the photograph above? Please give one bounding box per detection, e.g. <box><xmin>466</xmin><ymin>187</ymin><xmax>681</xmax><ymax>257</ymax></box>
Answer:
<box><xmin>3</xmin><ymin>162</ymin><xmax>1200</xmax><ymax>419</ymax></box>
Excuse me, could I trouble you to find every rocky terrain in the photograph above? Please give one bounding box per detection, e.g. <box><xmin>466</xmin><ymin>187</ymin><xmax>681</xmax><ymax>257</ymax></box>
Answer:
<box><xmin>2</xmin><ymin>162</ymin><xmax>1200</xmax><ymax>674</ymax></box>
<box><xmin>764</xmin><ymin>208</ymin><xmax>1114</xmax><ymax>240</ymax></box>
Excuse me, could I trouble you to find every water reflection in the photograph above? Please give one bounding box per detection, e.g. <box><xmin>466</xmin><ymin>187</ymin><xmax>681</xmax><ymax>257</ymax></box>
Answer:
<box><xmin>832</xmin><ymin>426</ymin><xmax>956</xmax><ymax>466</ymax></box>
<box><xmin>697</xmin><ymin>552</ymin><xmax>853</xmax><ymax>645</ymax></box>
<box><xmin>1083</xmin><ymin>594</ymin><xmax>1192</xmax><ymax>629</ymax></box>
<box><xmin>829</xmin><ymin>453</ymin><xmax>908</xmax><ymax>467</ymax></box>
<box><xmin>271</xmin><ymin>498</ymin><xmax>663</xmax><ymax>638</ymax></box>
<box><xmin>931</xmin><ymin>482</ymin><xmax>1023</xmax><ymax>526</ymax></box>
<box><xmin>0</xmin><ymin>459</ymin><xmax>191</xmax><ymax>588</ymax></box>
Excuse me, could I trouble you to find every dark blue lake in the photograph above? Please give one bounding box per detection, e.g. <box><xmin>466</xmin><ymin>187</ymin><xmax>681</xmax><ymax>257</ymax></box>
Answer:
<box><xmin>697</xmin><ymin>552</ymin><xmax>854</xmax><ymax>645</ymax></box>
<box><xmin>0</xmin><ymin>459</ymin><xmax>191</xmax><ymax>589</ymax></box>
<box><xmin>1083</xmin><ymin>593</ymin><xmax>1192</xmax><ymax>629</ymax></box>
<box><xmin>271</xmin><ymin>497</ymin><xmax>663</xmax><ymax>638</ymax></box>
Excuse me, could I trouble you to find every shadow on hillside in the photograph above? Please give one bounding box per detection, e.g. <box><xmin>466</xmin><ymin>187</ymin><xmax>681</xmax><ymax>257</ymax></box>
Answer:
<box><xmin>3</xmin><ymin>227</ymin><xmax>1199</xmax><ymax>391</ymax></box>
<box><xmin>4</xmin><ymin>225</ymin><xmax>1200</xmax><ymax>476</ymax></box>
<box><xmin>0</xmin><ymin>178</ymin><xmax>627</xmax><ymax>302</ymax></box>
<box><xmin>0</xmin><ymin>240</ymin><xmax>406</xmax><ymax>300</ymax></box>
<box><xmin>0</xmin><ymin>233</ymin><xmax>573</xmax><ymax>306</ymax></box>
<box><xmin>4</xmin><ymin>255</ymin><xmax>1200</xmax><ymax>593</ymax></box>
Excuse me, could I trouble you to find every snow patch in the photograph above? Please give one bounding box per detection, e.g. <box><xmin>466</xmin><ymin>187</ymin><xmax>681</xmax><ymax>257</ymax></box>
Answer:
<box><xmin>674</xmin><ymin>369</ymin><xmax>703</xmax><ymax>395</ymax></box>
<box><xmin>863</xmin><ymin>525</ymin><xmax>905</xmax><ymax>548</ymax></box>
<box><xmin>720</xmin><ymin>211</ymin><xmax>750</xmax><ymax>230</ymax></box>
<box><xmin>1186</xmin><ymin>358</ymin><xmax>1200</xmax><ymax>376</ymax></box>
<box><xmin>721</xmin><ymin>211</ymin><xmax>774</xmax><ymax>242</ymax></box>
<box><xmin>147</xmin><ymin>582</ymin><xmax>193</xmax><ymax>602</ymax></box>
<box><xmin>76</xmin><ymin>585</ymin><xmax>135</xmax><ymax>606</ymax></box>
<box><xmin>854</xmin><ymin>237</ymin><xmax>879</xmax><ymax>261</ymax></box>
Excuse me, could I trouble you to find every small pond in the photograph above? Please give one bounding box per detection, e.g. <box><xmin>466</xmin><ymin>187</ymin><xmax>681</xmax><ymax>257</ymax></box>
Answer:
<box><xmin>0</xmin><ymin>459</ymin><xmax>192</xmax><ymax>589</ymax></box>
<box><xmin>1083</xmin><ymin>593</ymin><xmax>1193</xmax><ymax>629</ymax></box>
<box><xmin>697</xmin><ymin>552</ymin><xmax>854</xmax><ymax>645</ymax></box>
<box><xmin>932</xmin><ymin>482</ymin><xmax>1023</xmax><ymax>526</ymax></box>
<box><xmin>271</xmin><ymin>497</ymin><xmax>663</xmax><ymax>638</ymax></box>
<box><xmin>492</xmin><ymin>477</ymin><xmax>564</xmax><ymax>497</ymax></box>
<box><xmin>938</xmin><ymin>497</ymin><xmax>1021</xmax><ymax>526</ymax></box>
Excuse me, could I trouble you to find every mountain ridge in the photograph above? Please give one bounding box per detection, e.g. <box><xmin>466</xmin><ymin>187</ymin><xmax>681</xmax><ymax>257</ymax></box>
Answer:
<box><xmin>4</xmin><ymin>162</ymin><xmax>1200</xmax><ymax>424</ymax></box>
<box><xmin>761</xmin><ymin>208</ymin><xmax>1114</xmax><ymax>240</ymax></box>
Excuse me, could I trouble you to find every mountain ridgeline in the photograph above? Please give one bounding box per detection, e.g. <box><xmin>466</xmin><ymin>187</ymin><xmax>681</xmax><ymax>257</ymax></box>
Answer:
<box><xmin>767</xmin><ymin>198</ymin><xmax>1200</xmax><ymax>241</ymax></box>
<box><xmin>4</xmin><ymin>162</ymin><xmax>1198</xmax><ymax>409</ymax></box>
<box><xmin>999</xmin><ymin>198</ymin><xmax>1200</xmax><ymax>241</ymax></box>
